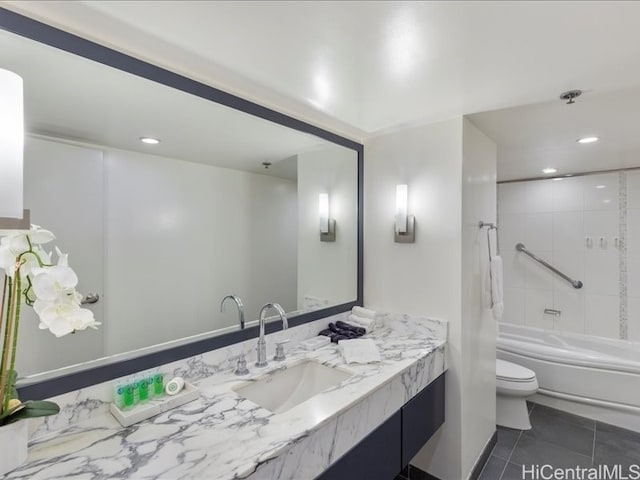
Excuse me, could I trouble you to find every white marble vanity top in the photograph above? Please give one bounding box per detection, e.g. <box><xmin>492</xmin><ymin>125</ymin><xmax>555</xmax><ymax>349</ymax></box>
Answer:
<box><xmin>7</xmin><ymin>314</ymin><xmax>447</xmax><ymax>480</ymax></box>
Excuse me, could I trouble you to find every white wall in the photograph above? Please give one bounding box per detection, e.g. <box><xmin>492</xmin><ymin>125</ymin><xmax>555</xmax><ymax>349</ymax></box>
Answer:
<box><xmin>498</xmin><ymin>173</ymin><xmax>622</xmax><ymax>338</ymax></box>
<box><xmin>17</xmin><ymin>137</ymin><xmax>105</xmax><ymax>375</ymax></box>
<box><xmin>460</xmin><ymin>119</ymin><xmax>497</xmax><ymax>472</ymax></box>
<box><xmin>17</xmin><ymin>136</ymin><xmax>298</xmax><ymax>374</ymax></box>
<box><xmin>364</xmin><ymin>117</ymin><xmax>497</xmax><ymax>480</ymax></box>
<box><xmin>104</xmin><ymin>148</ymin><xmax>298</xmax><ymax>354</ymax></box>
<box><xmin>297</xmin><ymin>145</ymin><xmax>358</xmax><ymax>309</ymax></box>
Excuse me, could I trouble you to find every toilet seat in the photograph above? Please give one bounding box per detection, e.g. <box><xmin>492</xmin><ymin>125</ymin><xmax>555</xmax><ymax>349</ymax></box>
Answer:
<box><xmin>496</xmin><ymin>359</ymin><xmax>536</xmax><ymax>382</ymax></box>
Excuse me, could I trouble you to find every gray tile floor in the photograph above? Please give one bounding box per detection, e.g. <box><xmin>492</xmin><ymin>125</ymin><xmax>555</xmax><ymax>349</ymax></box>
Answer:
<box><xmin>479</xmin><ymin>402</ymin><xmax>640</xmax><ymax>480</ymax></box>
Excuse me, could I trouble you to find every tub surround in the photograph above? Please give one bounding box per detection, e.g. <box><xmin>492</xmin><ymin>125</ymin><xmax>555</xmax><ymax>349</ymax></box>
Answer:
<box><xmin>8</xmin><ymin>312</ymin><xmax>447</xmax><ymax>479</ymax></box>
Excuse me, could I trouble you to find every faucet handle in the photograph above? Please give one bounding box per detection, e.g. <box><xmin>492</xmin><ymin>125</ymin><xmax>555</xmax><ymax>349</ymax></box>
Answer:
<box><xmin>232</xmin><ymin>352</ymin><xmax>249</xmax><ymax>376</ymax></box>
<box><xmin>274</xmin><ymin>339</ymin><xmax>290</xmax><ymax>362</ymax></box>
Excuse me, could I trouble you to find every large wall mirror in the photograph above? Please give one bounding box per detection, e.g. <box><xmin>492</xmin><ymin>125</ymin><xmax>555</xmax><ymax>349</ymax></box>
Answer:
<box><xmin>0</xmin><ymin>9</ymin><xmax>363</xmax><ymax>399</ymax></box>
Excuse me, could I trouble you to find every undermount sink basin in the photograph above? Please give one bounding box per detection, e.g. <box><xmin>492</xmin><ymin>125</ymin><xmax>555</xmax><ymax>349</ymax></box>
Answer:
<box><xmin>234</xmin><ymin>360</ymin><xmax>352</xmax><ymax>414</ymax></box>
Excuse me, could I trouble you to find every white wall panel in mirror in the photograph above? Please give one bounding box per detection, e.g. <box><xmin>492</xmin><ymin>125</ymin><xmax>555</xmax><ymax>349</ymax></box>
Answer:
<box><xmin>0</xmin><ymin>26</ymin><xmax>358</xmax><ymax>380</ymax></box>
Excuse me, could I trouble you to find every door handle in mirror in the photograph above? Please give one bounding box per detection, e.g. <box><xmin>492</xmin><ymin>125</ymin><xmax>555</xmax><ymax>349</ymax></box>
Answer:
<box><xmin>81</xmin><ymin>293</ymin><xmax>100</xmax><ymax>305</ymax></box>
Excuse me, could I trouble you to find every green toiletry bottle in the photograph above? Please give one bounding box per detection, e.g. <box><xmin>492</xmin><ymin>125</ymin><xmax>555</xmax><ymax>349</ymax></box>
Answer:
<box><xmin>113</xmin><ymin>381</ymin><xmax>125</xmax><ymax>409</ymax></box>
<box><xmin>154</xmin><ymin>371</ymin><xmax>164</xmax><ymax>396</ymax></box>
<box><xmin>132</xmin><ymin>377</ymin><xmax>140</xmax><ymax>405</ymax></box>
<box><xmin>138</xmin><ymin>374</ymin><xmax>149</xmax><ymax>403</ymax></box>
<box><xmin>123</xmin><ymin>381</ymin><xmax>135</xmax><ymax>409</ymax></box>
<box><xmin>147</xmin><ymin>372</ymin><xmax>155</xmax><ymax>399</ymax></box>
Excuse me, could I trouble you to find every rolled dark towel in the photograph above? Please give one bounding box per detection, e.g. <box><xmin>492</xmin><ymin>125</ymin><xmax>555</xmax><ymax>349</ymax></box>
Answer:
<box><xmin>329</xmin><ymin>323</ymin><xmax>359</xmax><ymax>339</ymax></box>
<box><xmin>336</xmin><ymin>320</ymin><xmax>366</xmax><ymax>336</ymax></box>
<box><xmin>318</xmin><ymin>329</ymin><xmax>348</xmax><ymax>343</ymax></box>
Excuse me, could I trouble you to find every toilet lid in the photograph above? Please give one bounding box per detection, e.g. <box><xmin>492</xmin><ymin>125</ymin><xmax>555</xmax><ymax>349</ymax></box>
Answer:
<box><xmin>496</xmin><ymin>359</ymin><xmax>536</xmax><ymax>382</ymax></box>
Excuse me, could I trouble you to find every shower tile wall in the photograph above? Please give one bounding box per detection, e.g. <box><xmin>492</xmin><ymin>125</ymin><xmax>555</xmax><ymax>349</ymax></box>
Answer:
<box><xmin>497</xmin><ymin>172</ymin><xmax>640</xmax><ymax>340</ymax></box>
<box><xmin>627</xmin><ymin>171</ymin><xmax>640</xmax><ymax>340</ymax></box>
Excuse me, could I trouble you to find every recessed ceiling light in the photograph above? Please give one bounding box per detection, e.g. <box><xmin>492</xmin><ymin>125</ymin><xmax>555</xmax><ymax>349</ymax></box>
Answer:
<box><xmin>577</xmin><ymin>136</ymin><xmax>599</xmax><ymax>144</ymax></box>
<box><xmin>140</xmin><ymin>137</ymin><xmax>160</xmax><ymax>145</ymax></box>
<box><xmin>552</xmin><ymin>178</ymin><xmax>564</xmax><ymax>181</ymax></box>
<box><xmin>596</xmin><ymin>185</ymin><xmax>606</xmax><ymax>189</ymax></box>
<box><xmin>542</xmin><ymin>168</ymin><xmax>557</xmax><ymax>174</ymax></box>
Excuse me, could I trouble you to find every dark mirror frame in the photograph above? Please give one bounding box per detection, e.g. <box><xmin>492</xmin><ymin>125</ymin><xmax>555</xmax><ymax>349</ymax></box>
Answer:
<box><xmin>0</xmin><ymin>8</ymin><xmax>363</xmax><ymax>401</ymax></box>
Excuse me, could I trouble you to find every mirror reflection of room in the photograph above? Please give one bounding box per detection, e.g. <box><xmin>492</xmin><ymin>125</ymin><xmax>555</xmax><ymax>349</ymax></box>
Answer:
<box><xmin>0</xmin><ymin>28</ymin><xmax>358</xmax><ymax>378</ymax></box>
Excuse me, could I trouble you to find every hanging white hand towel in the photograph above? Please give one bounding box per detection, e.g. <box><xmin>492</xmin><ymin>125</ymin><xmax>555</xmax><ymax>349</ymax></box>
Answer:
<box><xmin>490</xmin><ymin>255</ymin><xmax>504</xmax><ymax>320</ymax></box>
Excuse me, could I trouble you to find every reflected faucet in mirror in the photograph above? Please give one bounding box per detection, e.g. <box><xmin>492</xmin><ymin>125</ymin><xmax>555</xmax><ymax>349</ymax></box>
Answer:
<box><xmin>256</xmin><ymin>303</ymin><xmax>288</xmax><ymax>368</ymax></box>
<box><xmin>220</xmin><ymin>295</ymin><xmax>245</xmax><ymax>330</ymax></box>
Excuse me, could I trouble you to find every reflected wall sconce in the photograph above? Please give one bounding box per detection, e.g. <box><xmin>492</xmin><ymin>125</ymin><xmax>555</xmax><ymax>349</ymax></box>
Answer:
<box><xmin>395</xmin><ymin>184</ymin><xmax>415</xmax><ymax>243</ymax></box>
<box><xmin>319</xmin><ymin>193</ymin><xmax>335</xmax><ymax>242</ymax></box>
<box><xmin>0</xmin><ymin>68</ymin><xmax>29</xmax><ymax>230</ymax></box>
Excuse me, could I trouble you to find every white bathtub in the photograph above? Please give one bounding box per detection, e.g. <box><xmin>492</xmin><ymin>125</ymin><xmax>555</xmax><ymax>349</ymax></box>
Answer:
<box><xmin>497</xmin><ymin>322</ymin><xmax>640</xmax><ymax>431</ymax></box>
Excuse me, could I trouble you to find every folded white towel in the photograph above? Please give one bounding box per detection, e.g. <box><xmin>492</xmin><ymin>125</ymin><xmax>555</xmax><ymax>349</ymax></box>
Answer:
<box><xmin>485</xmin><ymin>255</ymin><xmax>504</xmax><ymax>320</ymax></box>
<box><xmin>352</xmin><ymin>306</ymin><xmax>376</xmax><ymax>320</ymax></box>
<box><xmin>339</xmin><ymin>339</ymin><xmax>381</xmax><ymax>364</ymax></box>
<box><xmin>348</xmin><ymin>314</ymin><xmax>375</xmax><ymax>329</ymax></box>
<box><xmin>350</xmin><ymin>314</ymin><xmax>376</xmax><ymax>331</ymax></box>
<box><xmin>346</xmin><ymin>316</ymin><xmax>374</xmax><ymax>333</ymax></box>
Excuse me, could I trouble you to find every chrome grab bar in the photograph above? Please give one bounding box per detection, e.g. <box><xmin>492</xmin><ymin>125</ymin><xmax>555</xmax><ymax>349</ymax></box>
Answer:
<box><xmin>516</xmin><ymin>243</ymin><xmax>583</xmax><ymax>289</ymax></box>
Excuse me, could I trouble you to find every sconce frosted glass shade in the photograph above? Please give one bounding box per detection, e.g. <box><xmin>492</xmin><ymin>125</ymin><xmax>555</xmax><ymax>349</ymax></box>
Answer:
<box><xmin>0</xmin><ymin>68</ymin><xmax>24</xmax><ymax>219</ymax></box>
<box><xmin>395</xmin><ymin>184</ymin><xmax>408</xmax><ymax>233</ymax></box>
<box><xmin>319</xmin><ymin>193</ymin><xmax>329</xmax><ymax>233</ymax></box>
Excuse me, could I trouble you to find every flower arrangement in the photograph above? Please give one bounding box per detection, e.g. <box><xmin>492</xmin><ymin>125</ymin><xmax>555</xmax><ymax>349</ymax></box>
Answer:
<box><xmin>0</xmin><ymin>225</ymin><xmax>100</xmax><ymax>426</ymax></box>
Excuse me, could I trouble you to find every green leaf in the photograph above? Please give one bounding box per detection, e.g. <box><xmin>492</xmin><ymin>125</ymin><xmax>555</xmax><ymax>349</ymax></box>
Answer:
<box><xmin>3</xmin><ymin>400</ymin><xmax>60</xmax><ymax>425</ymax></box>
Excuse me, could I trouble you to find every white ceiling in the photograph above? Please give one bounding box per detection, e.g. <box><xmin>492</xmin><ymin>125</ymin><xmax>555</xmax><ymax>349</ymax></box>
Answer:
<box><xmin>6</xmin><ymin>0</ymin><xmax>640</xmax><ymax>139</ymax></box>
<box><xmin>4</xmin><ymin>0</ymin><xmax>640</xmax><ymax>181</ymax></box>
<box><xmin>0</xmin><ymin>24</ymin><xmax>332</xmax><ymax>180</ymax></box>
<box><xmin>469</xmin><ymin>86</ymin><xmax>640</xmax><ymax>181</ymax></box>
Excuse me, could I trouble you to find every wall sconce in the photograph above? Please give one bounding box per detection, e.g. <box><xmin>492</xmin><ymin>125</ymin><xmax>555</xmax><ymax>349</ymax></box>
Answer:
<box><xmin>395</xmin><ymin>184</ymin><xmax>415</xmax><ymax>243</ymax></box>
<box><xmin>0</xmin><ymin>68</ymin><xmax>29</xmax><ymax>229</ymax></box>
<box><xmin>319</xmin><ymin>193</ymin><xmax>335</xmax><ymax>242</ymax></box>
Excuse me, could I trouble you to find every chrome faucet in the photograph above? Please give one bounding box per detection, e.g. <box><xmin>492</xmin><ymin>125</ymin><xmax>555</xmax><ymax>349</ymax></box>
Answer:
<box><xmin>220</xmin><ymin>294</ymin><xmax>245</xmax><ymax>330</ymax></box>
<box><xmin>256</xmin><ymin>303</ymin><xmax>288</xmax><ymax>368</ymax></box>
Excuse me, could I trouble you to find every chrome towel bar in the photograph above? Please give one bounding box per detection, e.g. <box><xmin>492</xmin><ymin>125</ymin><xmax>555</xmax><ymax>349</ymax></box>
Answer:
<box><xmin>516</xmin><ymin>243</ymin><xmax>583</xmax><ymax>289</ymax></box>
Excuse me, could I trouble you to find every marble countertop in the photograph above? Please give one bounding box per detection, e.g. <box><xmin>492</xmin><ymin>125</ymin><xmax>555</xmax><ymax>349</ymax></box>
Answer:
<box><xmin>7</xmin><ymin>316</ymin><xmax>446</xmax><ymax>480</ymax></box>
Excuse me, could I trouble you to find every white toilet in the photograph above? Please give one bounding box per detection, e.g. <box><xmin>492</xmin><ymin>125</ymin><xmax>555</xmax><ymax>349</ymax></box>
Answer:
<box><xmin>496</xmin><ymin>359</ymin><xmax>538</xmax><ymax>430</ymax></box>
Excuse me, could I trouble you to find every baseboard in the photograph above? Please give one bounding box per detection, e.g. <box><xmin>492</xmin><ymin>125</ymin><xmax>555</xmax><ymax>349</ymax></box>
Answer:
<box><xmin>405</xmin><ymin>429</ymin><xmax>497</xmax><ymax>480</ymax></box>
<box><xmin>469</xmin><ymin>430</ymin><xmax>498</xmax><ymax>480</ymax></box>
<box><xmin>406</xmin><ymin>464</ymin><xmax>441</xmax><ymax>480</ymax></box>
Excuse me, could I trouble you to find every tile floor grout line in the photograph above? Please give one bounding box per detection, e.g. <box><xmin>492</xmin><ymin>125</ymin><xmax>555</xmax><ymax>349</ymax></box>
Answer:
<box><xmin>591</xmin><ymin>422</ymin><xmax>597</xmax><ymax>467</ymax></box>
<box><xmin>499</xmin><ymin>430</ymin><xmax>523</xmax><ymax>480</ymax></box>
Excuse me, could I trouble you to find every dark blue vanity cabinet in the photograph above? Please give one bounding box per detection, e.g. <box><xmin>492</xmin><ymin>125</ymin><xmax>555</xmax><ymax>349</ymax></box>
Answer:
<box><xmin>316</xmin><ymin>372</ymin><xmax>445</xmax><ymax>480</ymax></box>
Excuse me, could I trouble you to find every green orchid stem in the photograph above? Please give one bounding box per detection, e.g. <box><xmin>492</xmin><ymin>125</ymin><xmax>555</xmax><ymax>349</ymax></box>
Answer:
<box><xmin>5</xmin><ymin>273</ymin><xmax>21</xmax><ymax>413</ymax></box>
<box><xmin>0</xmin><ymin>276</ymin><xmax>8</xmax><ymax>414</ymax></box>
<box><xmin>0</xmin><ymin>274</ymin><xmax>18</xmax><ymax>414</ymax></box>
<box><xmin>0</xmin><ymin>276</ymin><xmax>12</xmax><ymax>412</ymax></box>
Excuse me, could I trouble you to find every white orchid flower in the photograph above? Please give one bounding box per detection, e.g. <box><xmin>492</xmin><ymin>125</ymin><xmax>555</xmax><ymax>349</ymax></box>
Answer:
<box><xmin>31</xmin><ymin>265</ymin><xmax>79</xmax><ymax>301</ymax></box>
<box><xmin>0</xmin><ymin>242</ymin><xmax>16</xmax><ymax>278</ymax></box>
<box><xmin>27</xmin><ymin>225</ymin><xmax>55</xmax><ymax>245</ymax></box>
<box><xmin>36</xmin><ymin>298</ymin><xmax>100</xmax><ymax>338</ymax></box>
<box><xmin>55</xmin><ymin>246</ymin><xmax>68</xmax><ymax>267</ymax></box>
<box><xmin>19</xmin><ymin>246</ymin><xmax>51</xmax><ymax>279</ymax></box>
<box><xmin>0</xmin><ymin>226</ymin><xmax>55</xmax><ymax>278</ymax></box>
<box><xmin>1</xmin><ymin>224</ymin><xmax>101</xmax><ymax>341</ymax></box>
